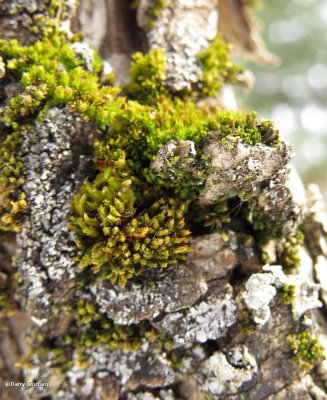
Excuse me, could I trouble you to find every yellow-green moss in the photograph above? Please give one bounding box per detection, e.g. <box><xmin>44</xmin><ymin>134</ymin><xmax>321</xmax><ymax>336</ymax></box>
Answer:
<box><xmin>124</xmin><ymin>48</ymin><xmax>167</xmax><ymax>105</ymax></box>
<box><xmin>280</xmin><ymin>284</ymin><xmax>296</xmax><ymax>305</ymax></box>
<box><xmin>288</xmin><ymin>331</ymin><xmax>324</xmax><ymax>370</ymax></box>
<box><xmin>69</xmin><ymin>164</ymin><xmax>191</xmax><ymax>286</ymax></box>
<box><xmin>28</xmin><ymin>299</ymin><xmax>141</xmax><ymax>373</ymax></box>
<box><xmin>0</xmin><ymin>33</ymin><xmax>122</xmax><ymax>231</ymax></box>
<box><xmin>0</xmin><ymin>129</ymin><xmax>27</xmax><ymax>231</ymax></box>
<box><xmin>198</xmin><ymin>35</ymin><xmax>244</xmax><ymax>97</ymax></box>
<box><xmin>278</xmin><ymin>231</ymin><xmax>304</xmax><ymax>273</ymax></box>
<box><xmin>0</xmin><ymin>35</ymin><xmax>122</xmax><ymax>129</ymax></box>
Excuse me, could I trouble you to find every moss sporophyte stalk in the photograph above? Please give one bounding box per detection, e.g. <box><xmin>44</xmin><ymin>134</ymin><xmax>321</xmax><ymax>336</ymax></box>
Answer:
<box><xmin>0</xmin><ymin>25</ymin><xmax>284</xmax><ymax>286</ymax></box>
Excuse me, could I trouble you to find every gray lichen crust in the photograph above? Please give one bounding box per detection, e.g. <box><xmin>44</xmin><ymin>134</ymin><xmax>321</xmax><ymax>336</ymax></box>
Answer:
<box><xmin>137</xmin><ymin>0</ymin><xmax>218</xmax><ymax>92</ymax></box>
<box><xmin>17</xmin><ymin>107</ymin><xmax>91</xmax><ymax>321</ymax></box>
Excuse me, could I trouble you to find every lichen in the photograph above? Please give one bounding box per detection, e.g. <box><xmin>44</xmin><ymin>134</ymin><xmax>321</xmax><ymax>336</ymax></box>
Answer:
<box><xmin>29</xmin><ymin>299</ymin><xmax>142</xmax><ymax>374</ymax></box>
<box><xmin>288</xmin><ymin>331</ymin><xmax>324</xmax><ymax>370</ymax></box>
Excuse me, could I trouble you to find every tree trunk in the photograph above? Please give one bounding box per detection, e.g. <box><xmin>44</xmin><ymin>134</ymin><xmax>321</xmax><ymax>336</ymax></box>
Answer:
<box><xmin>1</xmin><ymin>1</ymin><xmax>327</xmax><ymax>399</ymax></box>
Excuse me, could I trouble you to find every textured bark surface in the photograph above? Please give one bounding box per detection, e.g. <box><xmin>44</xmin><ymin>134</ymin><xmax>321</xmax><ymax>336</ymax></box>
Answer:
<box><xmin>1</xmin><ymin>1</ymin><xmax>327</xmax><ymax>400</ymax></box>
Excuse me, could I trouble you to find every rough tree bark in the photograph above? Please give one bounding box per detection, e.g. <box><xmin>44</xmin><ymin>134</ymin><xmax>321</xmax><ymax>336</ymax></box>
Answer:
<box><xmin>1</xmin><ymin>1</ymin><xmax>327</xmax><ymax>400</ymax></box>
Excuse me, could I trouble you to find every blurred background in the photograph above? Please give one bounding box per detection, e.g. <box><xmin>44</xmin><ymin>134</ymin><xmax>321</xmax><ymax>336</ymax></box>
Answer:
<box><xmin>239</xmin><ymin>0</ymin><xmax>327</xmax><ymax>200</ymax></box>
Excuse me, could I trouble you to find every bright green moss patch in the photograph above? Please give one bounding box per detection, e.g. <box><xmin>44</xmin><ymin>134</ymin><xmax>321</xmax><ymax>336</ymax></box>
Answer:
<box><xmin>205</xmin><ymin>110</ymin><xmax>270</xmax><ymax>146</ymax></box>
<box><xmin>0</xmin><ymin>35</ymin><xmax>122</xmax><ymax>129</ymax></box>
<box><xmin>124</xmin><ymin>48</ymin><xmax>167</xmax><ymax>105</ymax></box>
<box><xmin>0</xmin><ymin>33</ymin><xmax>122</xmax><ymax>231</ymax></box>
<box><xmin>288</xmin><ymin>331</ymin><xmax>324</xmax><ymax>370</ymax></box>
<box><xmin>198</xmin><ymin>35</ymin><xmax>245</xmax><ymax>97</ymax></box>
<box><xmin>0</xmin><ymin>15</ymin><xmax>276</xmax><ymax>285</ymax></box>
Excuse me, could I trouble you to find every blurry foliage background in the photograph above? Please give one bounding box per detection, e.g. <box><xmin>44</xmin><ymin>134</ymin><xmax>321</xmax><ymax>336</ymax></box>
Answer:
<box><xmin>239</xmin><ymin>0</ymin><xmax>327</xmax><ymax>199</ymax></box>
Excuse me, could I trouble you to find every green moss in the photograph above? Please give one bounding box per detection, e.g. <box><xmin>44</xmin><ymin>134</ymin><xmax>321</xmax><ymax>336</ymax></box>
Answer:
<box><xmin>191</xmin><ymin>201</ymin><xmax>231</xmax><ymax>232</ymax></box>
<box><xmin>69</xmin><ymin>164</ymin><xmax>191</xmax><ymax>286</ymax></box>
<box><xmin>288</xmin><ymin>331</ymin><xmax>324</xmax><ymax>370</ymax></box>
<box><xmin>1</xmin><ymin>3</ymin><xmax>280</xmax><ymax>294</ymax></box>
<box><xmin>0</xmin><ymin>33</ymin><xmax>122</xmax><ymax>232</ymax></box>
<box><xmin>0</xmin><ymin>129</ymin><xmax>27</xmax><ymax>231</ymax></box>
<box><xmin>146</xmin><ymin>152</ymin><xmax>211</xmax><ymax>200</ymax></box>
<box><xmin>248</xmin><ymin>208</ymin><xmax>282</xmax><ymax>239</ymax></box>
<box><xmin>198</xmin><ymin>35</ymin><xmax>245</xmax><ymax>97</ymax></box>
<box><xmin>280</xmin><ymin>284</ymin><xmax>296</xmax><ymax>305</ymax></box>
<box><xmin>278</xmin><ymin>231</ymin><xmax>304</xmax><ymax>273</ymax></box>
<box><xmin>124</xmin><ymin>48</ymin><xmax>167</xmax><ymax>105</ymax></box>
<box><xmin>205</xmin><ymin>110</ymin><xmax>269</xmax><ymax>146</ymax></box>
<box><xmin>145</xmin><ymin>331</ymin><xmax>183</xmax><ymax>370</ymax></box>
<box><xmin>0</xmin><ymin>35</ymin><xmax>122</xmax><ymax>128</ymax></box>
<box><xmin>74</xmin><ymin>300</ymin><xmax>140</xmax><ymax>364</ymax></box>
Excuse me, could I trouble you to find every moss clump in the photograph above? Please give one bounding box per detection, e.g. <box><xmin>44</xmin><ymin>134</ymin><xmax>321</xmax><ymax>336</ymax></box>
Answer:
<box><xmin>0</xmin><ymin>130</ymin><xmax>27</xmax><ymax>231</ymax></box>
<box><xmin>69</xmin><ymin>163</ymin><xmax>191</xmax><ymax>286</ymax></box>
<box><xmin>124</xmin><ymin>48</ymin><xmax>167</xmax><ymax>105</ymax></box>
<box><xmin>248</xmin><ymin>207</ymin><xmax>284</xmax><ymax>240</ymax></box>
<box><xmin>278</xmin><ymin>231</ymin><xmax>304</xmax><ymax>273</ymax></box>
<box><xmin>280</xmin><ymin>284</ymin><xmax>296</xmax><ymax>305</ymax></box>
<box><xmin>74</xmin><ymin>300</ymin><xmax>140</xmax><ymax>365</ymax></box>
<box><xmin>0</xmin><ymin>33</ymin><xmax>122</xmax><ymax>231</ymax></box>
<box><xmin>147</xmin><ymin>151</ymin><xmax>211</xmax><ymax>200</ymax></box>
<box><xmin>190</xmin><ymin>201</ymin><xmax>231</xmax><ymax>232</ymax></box>
<box><xmin>205</xmin><ymin>110</ymin><xmax>270</xmax><ymax>146</ymax></box>
<box><xmin>0</xmin><ymin>35</ymin><xmax>122</xmax><ymax>129</ymax></box>
<box><xmin>198</xmin><ymin>35</ymin><xmax>244</xmax><ymax>97</ymax></box>
<box><xmin>288</xmin><ymin>331</ymin><xmax>324</xmax><ymax>370</ymax></box>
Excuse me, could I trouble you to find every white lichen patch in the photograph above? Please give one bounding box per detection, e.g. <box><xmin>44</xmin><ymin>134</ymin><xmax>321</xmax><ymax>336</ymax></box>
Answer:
<box><xmin>243</xmin><ymin>265</ymin><xmax>322</xmax><ymax>325</ymax></box>
<box><xmin>242</xmin><ymin>270</ymin><xmax>277</xmax><ymax>325</ymax></box>
<box><xmin>200</xmin><ymin>347</ymin><xmax>257</xmax><ymax>396</ymax></box>
<box><xmin>17</xmin><ymin>107</ymin><xmax>90</xmax><ymax>320</ymax></box>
